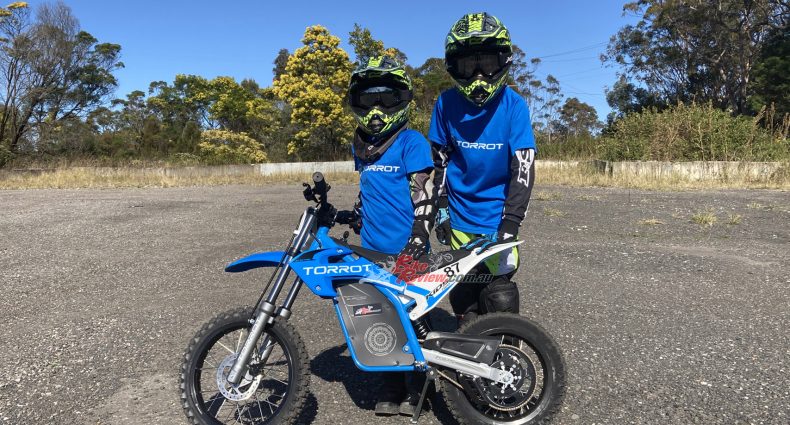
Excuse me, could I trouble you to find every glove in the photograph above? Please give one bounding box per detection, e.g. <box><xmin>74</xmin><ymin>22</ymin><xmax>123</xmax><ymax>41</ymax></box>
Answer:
<box><xmin>461</xmin><ymin>234</ymin><xmax>497</xmax><ymax>253</ymax></box>
<box><xmin>434</xmin><ymin>197</ymin><xmax>451</xmax><ymax>246</ymax></box>
<box><xmin>497</xmin><ymin>219</ymin><xmax>519</xmax><ymax>241</ymax></box>
<box><xmin>335</xmin><ymin>209</ymin><xmax>362</xmax><ymax>234</ymax></box>
<box><xmin>398</xmin><ymin>235</ymin><xmax>428</xmax><ymax>262</ymax></box>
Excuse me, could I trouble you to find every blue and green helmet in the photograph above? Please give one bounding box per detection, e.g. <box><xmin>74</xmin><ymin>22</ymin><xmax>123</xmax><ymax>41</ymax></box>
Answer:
<box><xmin>348</xmin><ymin>56</ymin><xmax>413</xmax><ymax>136</ymax></box>
<box><xmin>445</xmin><ymin>13</ymin><xmax>513</xmax><ymax>106</ymax></box>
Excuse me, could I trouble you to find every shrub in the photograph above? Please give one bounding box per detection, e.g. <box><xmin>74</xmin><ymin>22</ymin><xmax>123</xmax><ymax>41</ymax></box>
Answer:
<box><xmin>198</xmin><ymin>130</ymin><xmax>268</xmax><ymax>165</ymax></box>
<box><xmin>600</xmin><ymin>102</ymin><xmax>789</xmax><ymax>161</ymax></box>
<box><xmin>0</xmin><ymin>144</ymin><xmax>12</xmax><ymax>167</ymax></box>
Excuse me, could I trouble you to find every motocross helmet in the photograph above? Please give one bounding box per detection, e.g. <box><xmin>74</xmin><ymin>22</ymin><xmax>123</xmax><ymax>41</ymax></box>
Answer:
<box><xmin>348</xmin><ymin>56</ymin><xmax>413</xmax><ymax>137</ymax></box>
<box><xmin>445</xmin><ymin>12</ymin><xmax>513</xmax><ymax>106</ymax></box>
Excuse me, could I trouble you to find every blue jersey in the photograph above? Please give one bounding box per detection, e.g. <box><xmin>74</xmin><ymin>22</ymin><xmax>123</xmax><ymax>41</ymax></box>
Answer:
<box><xmin>428</xmin><ymin>87</ymin><xmax>536</xmax><ymax>234</ymax></box>
<box><xmin>353</xmin><ymin>129</ymin><xmax>433</xmax><ymax>254</ymax></box>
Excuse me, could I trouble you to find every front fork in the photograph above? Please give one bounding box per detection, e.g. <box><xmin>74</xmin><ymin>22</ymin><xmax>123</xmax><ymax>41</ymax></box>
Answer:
<box><xmin>226</xmin><ymin>209</ymin><xmax>316</xmax><ymax>385</ymax></box>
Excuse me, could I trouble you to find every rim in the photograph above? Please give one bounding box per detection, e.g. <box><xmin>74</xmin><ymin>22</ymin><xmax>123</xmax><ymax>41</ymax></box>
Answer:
<box><xmin>462</xmin><ymin>334</ymin><xmax>550</xmax><ymax>422</ymax></box>
<box><xmin>192</xmin><ymin>323</ymin><xmax>293</xmax><ymax>424</ymax></box>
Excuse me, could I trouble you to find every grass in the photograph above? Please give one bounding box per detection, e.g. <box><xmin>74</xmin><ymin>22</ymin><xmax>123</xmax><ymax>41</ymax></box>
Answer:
<box><xmin>691</xmin><ymin>209</ymin><xmax>718</xmax><ymax>227</ymax></box>
<box><xmin>576</xmin><ymin>194</ymin><xmax>601</xmax><ymax>201</ymax></box>
<box><xmin>727</xmin><ymin>213</ymin><xmax>743</xmax><ymax>225</ymax></box>
<box><xmin>0</xmin><ymin>168</ymin><xmax>360</xmax><ymax>190</ymax></box>
<box><xmin>639</xmin><ymin>218</ymin><xmax>665</xmax><ymax>226</ymax></box>
<box><xmin>536</xmin><ymin>162</ymin><xmax>790</xmax><ymax>190</ymax></box>
<box><xmin>543</xmin><ymin>207</ymin><xmax>566</xmax><ymax>217</ymax></box>
<box><xmin>534</xmin><ymin>191</ymin><xmax>562</xmax><ymax>201</ymax></box>
<box><xmin>3</xmin><ymin>159</ymin><xmax>790</xmax><ymax>190</ymax></box>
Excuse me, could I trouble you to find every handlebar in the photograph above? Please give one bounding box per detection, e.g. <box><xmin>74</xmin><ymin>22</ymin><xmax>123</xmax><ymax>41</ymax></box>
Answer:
<box><xmin>303</xmin><ymin>171</ymin><xmax>330</xmax><ymax>204</ymax></box>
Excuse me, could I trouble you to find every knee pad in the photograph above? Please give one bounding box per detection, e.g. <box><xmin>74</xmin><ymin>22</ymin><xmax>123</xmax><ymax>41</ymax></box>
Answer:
<box><xmin>479</xmin><ymin>277</ymin><xmax>520</xmax><ymax>314</ymax></box>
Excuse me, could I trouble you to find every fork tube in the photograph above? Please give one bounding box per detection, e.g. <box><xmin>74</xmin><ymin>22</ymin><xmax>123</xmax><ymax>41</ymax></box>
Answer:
<box><xmin>227</xmin><ymin>209</ymin><xmax>316</xmax><ymax>385</ymax></box>
<box><xmin>277</xmin><ymin>278</ymin><xmax>304</xmax><ymax>320</ymax></box>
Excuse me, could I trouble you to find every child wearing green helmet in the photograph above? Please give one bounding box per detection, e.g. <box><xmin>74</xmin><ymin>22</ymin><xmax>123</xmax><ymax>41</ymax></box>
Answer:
<box><xmin>430</xmin><ymin>13</ymin><xmax>537</xmax><ymax>324</ymax></box>
<box><xmin>334</xmin><ymin>55</ymin><xmax>435</xmax><ymax>416</ymax></box>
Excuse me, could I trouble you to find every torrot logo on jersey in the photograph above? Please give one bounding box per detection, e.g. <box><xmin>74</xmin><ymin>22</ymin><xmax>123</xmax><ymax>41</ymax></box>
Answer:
<box><xmin>362</xmin><ymin>164</ymin><xmax>401</xmax><ymax>172</ymax></box>
<box><xmin>457</xmin><ymin>141</ymin><xmax>504</xmax><ymax>150</ymax></box>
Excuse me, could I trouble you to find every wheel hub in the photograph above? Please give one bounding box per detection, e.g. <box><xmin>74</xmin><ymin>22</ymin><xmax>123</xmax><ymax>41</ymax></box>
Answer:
<box><xmin>216</xmin><ymin>353</ymin><xmax>262</xmax><ymax>401</ymax></box>
<box><xmin>478</xmin><ymin>345</ymin><xmax>537</xmax><ymax>411</ymax></box>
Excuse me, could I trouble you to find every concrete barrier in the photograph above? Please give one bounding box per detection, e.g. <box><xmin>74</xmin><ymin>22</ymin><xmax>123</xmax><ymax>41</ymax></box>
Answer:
<box><xmin>256</xmin><ymin>161</ymin><xmax>355</xmax><ymax>176</ymax></box>
<box><xmin>608</xmin><ymin>161</ymin><xmax>786</xmax><ymax>181</ymax></box>
<box><xmin>3</xmin><ymin>160</ymin><xmax>786</xmax><ymax>182</ymax></box>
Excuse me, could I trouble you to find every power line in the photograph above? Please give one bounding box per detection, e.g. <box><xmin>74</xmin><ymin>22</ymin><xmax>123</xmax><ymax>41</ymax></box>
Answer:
<box><xmin>533</xmin><ymin>42</ymin><xmax>608</xmax><ymax>59</ymax></box>
<box><xmin>539</xmin><ymin>56</ymin><xmax>600</xmax><ymax>63</ymax></box>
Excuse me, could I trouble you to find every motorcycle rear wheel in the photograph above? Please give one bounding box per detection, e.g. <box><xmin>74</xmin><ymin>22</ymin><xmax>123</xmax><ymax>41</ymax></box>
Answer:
<box><xmin>180</xmin><ymin>307</ymin><xmax>309</xmax><ymax>425</ymax></box>
<box><xmin>442</xmin><ymin>312</ymin><xmax>566</xmax><ymax>425</ymax></box>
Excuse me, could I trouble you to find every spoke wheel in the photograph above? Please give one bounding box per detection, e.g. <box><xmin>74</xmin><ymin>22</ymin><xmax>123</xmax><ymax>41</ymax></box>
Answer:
<box><xmin>180</xmin><ymin>307</ymin><xmax>309</xmax><ymax>425</ymax></box>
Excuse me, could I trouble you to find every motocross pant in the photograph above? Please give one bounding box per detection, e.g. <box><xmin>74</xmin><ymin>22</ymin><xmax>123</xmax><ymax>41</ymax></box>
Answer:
<box><xmin>448</xmin><ymin>228</ymin><xmax>520</xmax><ymax>319</ymax></box>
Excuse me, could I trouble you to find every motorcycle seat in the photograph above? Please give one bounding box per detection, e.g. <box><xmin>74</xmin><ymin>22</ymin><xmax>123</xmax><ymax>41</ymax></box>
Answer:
<box><xmin>331</xmin><ymin>237</ymin><xmax>472</xmax><ymax>275</ymax></box>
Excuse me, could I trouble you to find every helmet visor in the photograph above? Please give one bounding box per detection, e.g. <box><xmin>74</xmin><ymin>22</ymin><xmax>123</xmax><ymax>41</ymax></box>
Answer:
<box><xmin>350</xmin><ymin>86</ymin><xmax>412</xmax><ymax>114</ymax></box>
<box><xmin>447</xmin><ymin>50</ymin><xmax>511</xmax><ymax>81</ymax></box>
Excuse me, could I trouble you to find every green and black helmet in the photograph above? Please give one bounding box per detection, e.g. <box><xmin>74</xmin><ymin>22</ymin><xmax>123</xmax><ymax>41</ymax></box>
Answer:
<box><xmin>348</xmin><ymin>56</ymin><xmax>413</xmax><ymax>136</ymax></box>
<box><xmin>445</xmin><ymin>13</ymin><xmax>513</xmax><ymax>106</ymax></box>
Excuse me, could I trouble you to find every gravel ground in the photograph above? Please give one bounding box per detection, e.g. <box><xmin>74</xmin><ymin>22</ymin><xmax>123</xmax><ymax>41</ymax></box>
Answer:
<box><xmin>0</xmin><ymin>183</ymin><xmax>788</xmax><ymax>425</ymax></box>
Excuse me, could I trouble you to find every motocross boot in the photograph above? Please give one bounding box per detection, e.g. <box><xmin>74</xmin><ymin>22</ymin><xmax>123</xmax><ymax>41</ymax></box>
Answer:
<box><xmin>374</xmin><ymin>372</ymin><xmax>406</xmax><ymax>416</ymax></box>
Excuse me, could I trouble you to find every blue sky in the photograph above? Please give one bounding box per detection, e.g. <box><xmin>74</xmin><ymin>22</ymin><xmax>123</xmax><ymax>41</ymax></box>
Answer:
<box><xmin>26</xmin><ymin>1</ymin><xmax>639</xmax><ymax>118</ymax></box>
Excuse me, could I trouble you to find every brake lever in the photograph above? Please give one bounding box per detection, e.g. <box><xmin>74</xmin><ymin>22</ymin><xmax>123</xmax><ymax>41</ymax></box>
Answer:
<box><xmin>302</xmin><ymin>182</ymin><xmax>318</xmax><ymax>203</ymax></box>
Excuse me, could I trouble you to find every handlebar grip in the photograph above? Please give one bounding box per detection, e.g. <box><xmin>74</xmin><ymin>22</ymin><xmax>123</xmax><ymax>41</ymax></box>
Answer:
<box><xmin>312</xmin><ymin>171</ymin><xmax>328</xmax><ymax>198</ymax></box>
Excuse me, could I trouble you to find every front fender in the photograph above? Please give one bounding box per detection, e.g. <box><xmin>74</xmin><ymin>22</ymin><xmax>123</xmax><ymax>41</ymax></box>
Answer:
<box><xmin>225</xmin><ymin>251</ymin><xmax>286</xmax><ymax>273</ymax></box>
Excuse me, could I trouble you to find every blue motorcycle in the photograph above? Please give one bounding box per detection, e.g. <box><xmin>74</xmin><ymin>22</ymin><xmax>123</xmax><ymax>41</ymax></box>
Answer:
<box><xmin>180</xmin><ymin>173</ymin><xmax>565</xmax><ymax>425</ymax></box>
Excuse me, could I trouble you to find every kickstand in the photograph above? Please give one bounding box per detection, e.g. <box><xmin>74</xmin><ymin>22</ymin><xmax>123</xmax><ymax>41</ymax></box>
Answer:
<box><xmin>410</xmin><ymin>368</ymin><xmax>436</xmax><ymax>424</ymax></box>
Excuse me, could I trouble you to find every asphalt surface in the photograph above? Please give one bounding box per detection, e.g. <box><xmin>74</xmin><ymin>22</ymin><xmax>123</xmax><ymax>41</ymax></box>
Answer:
<box><xmin>0</xmin><ymin>183</ymin><xmax>788</xmax><ymax>425</ymax></box>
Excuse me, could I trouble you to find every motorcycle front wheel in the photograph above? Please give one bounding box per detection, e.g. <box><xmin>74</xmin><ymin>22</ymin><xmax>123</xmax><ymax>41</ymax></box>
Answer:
<box><xmin>180</xmin><ymin>307</ymin><xmax>309</xmax><ymax>425</ymax></box>
<box><xmin>442</xmin><ymin>312</ymin><xmax>566</xmax><ymax>425</ymax></box>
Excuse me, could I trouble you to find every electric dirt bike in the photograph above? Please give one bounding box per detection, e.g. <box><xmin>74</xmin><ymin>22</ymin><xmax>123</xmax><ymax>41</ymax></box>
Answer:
<box><xmin>180</xmin><ymin>172</ymin><xmax>565</xmax><ymax>425</ymax></box>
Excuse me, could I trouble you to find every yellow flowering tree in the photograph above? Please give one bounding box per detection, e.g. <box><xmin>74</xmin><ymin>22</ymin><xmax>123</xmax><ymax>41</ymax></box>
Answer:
<box><xmin>273</xmin><ymin>25</ymin><xmax>354</xmax><ymax>160</ymax></box>
<box><xmin>198</xmin><ymin>129</ymin><xmax>268</xmax><ymax>164</ymax></box>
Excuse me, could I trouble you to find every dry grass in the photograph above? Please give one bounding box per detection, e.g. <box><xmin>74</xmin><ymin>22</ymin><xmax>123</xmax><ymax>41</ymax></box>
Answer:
<box><xmin>543</xmin><ymin>207</ymin><xmax>566</xmax><ymax>217</ymax></box>
<box><xmin>576</xmin><ymin>194</ymin><xmax>601</xmax><ymax>201</ymax></box>
<box><xmin>537</xmin><ymin>164</ymin><xmax>790</xmax><ymax>190</ymax></box>
<box><xmin>691</xmin><ymin>209</ymin><xmax>718</xmax><ymax>227</ymax></box>
<box><xmin>639</xmin><ymin>218</ymin><xmax>665</xmax><ymax>226</ymax></box>
<box><xmin>4</xmin><ymin>160</ymin><xmax>790</xmax><ymax>190</ymax></box>
<box><xmin>727</xmin><ymin>213</ymin><xmax>743</xmax><ymax>225</ymax></box>
<box><xmin>0</xmin><ymin>168</ymin><xmax>360</xmax><ymax>190</ymax></box>
<box><xmin>534</xmin><ymin>191</ymin><xmax>562</xmax><ymax>201</ymax></box>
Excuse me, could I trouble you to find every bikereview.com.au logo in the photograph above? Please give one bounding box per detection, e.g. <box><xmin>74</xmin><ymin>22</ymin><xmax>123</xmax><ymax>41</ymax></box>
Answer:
<box><xmin>390</xmin><ymin>255</ymin><xmax>493</xmax><ymax>285</ymax></box>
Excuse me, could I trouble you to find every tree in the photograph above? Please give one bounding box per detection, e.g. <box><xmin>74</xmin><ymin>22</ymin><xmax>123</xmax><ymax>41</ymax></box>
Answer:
<box><xmin>603</xmin><ymin>0</ymin><xmax>788</xmax><ymax>114</ymax></box>
<box><xmin>273</xmin><ymin>25</ymin><xmax>354</xmax><ymax>160</ymax></box>
<box><xmin>348</xmin><ymin>23</ymin><xmax>407</xmax><ymax>64</ymax></box>
<box><xmin>509</xmin><ymin>45</ymin><xmax>565</xmax><ymax>137</ymax></box>
<box><xmin>147</xmin><ymin>75</ymin><xmax>213</xmax><ymax>129</ymax></box>
<box><xmin>555</xmin><ymin>97</ymin><xmax>601</xmax><ymax>137</ymax></box>
<box><xmin>272</xmin><ymin>48</ymin><xmax>289</xmax><ymax>81</ymax></box>
<box><xmin>747</xmin><ymin>25</ymin><xmax>789</xmax><ymax>115</ymax></box>
<box><xmin>0</xmin><ymin>1</ymin><xmax>122</xmax><ymax>153</ymax></box>
<box><xmin>605</xmin><ymin>74</ymin><xmax>662</xmax><ymax>119</ymax></box>
<box><xmin>198</xmin><ymin>129</ymin><xmax>267</xmax><ymax>164</ymax></box>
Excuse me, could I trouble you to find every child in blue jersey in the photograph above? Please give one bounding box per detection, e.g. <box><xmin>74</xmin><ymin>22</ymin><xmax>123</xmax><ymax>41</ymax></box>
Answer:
<box><xmin>334</xmin><ymin>56</ymin><xmax>434</xmax><ymax>417</ymax></box>
<box><xmin>429</xmin><ymin>13</ymin><xmax>537</xmax><ymax>324</ymax></box>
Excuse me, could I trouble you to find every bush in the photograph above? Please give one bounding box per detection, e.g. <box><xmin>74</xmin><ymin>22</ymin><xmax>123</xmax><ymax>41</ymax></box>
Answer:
<box><xmin>600</xmin><ymin>102</ymin><xmax>789</xmax><ymax>161</ymax></box>
<box><xmin>0</xmin><ymin>143</ymin><xmax>12</xmax><ymax>167</ymax></box>
<box><xmin>537</xmin><ymin>134</ymin><xmax>599</xmax><ymax>160</ymax></box>
<box><xmin>198</xmin><ymin>130</ymin><xmax>268</xmax><ymax>165</ymax></box>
